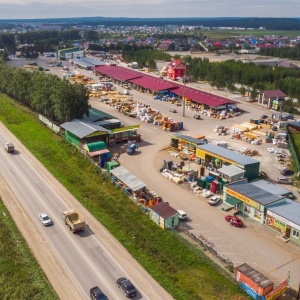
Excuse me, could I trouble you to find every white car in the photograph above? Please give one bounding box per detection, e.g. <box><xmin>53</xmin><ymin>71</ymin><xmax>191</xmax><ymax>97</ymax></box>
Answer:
<box><xmin>39</xmin><ymin>213</ymin><xmax>52</xmax><ymax>226</ymax></box>
<box><xmin>208</xmin><ymin>196</ymin><xmax>221</xmax><ymax>206</ymax></box>
<box><xmin>177</xmin><ymin>210</ymin><xmax>187</xmax><ymax>221</ymax></box>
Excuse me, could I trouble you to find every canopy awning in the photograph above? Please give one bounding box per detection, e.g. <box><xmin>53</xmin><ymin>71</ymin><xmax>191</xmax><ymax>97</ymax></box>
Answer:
<box><xmin>225</xmin><ymin>197</ymin><xmax>241</xmax><ymax>206</ymax></box>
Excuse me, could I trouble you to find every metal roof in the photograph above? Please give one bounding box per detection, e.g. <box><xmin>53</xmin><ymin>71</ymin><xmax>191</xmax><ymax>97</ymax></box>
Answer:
<box><xmin>170</xmin><ymin>133</ymin><xmax>207</xmax><ymax>145</ymax></box>
<box><xmin>94</xmin><ymin>65</ymin><xmax>142</xmax><ymax>81</ymax></box>
<box><xmin>251</xmin><ymin>180</ymin><xmax>291</xmax><ymax>196</ymax></box>
<box><xmin>236</xmin><ymin>263</ymin><xmax>274</xmax><ymax>288</ymax></box>
<box><xmin>93</xmin><ymin>65</ymin><xmax>237</xmax><ymax>108</ymax></box>
<box><xmin>218</xmin><ymin>165</ymin><xmax>245</xmax><ymax>177</ymax></box>
<box><xmin>60</xmin><ymin>119</ymin><xmax>110</xmax><ymax>139</ymax></box>
<box><xmin>110</xmin><ymin>166</ymin><xmax>146</xmax><ymax>192</ymax></box>
<box><xmin>73</xmin><ymin>57</ymin><xmax>104</xmax><ymax>67</ymax></box>
<box><xmin>226</xmin><ymin>180</ymin><xmax>283</xmax><ymax>206</ymax></box>
<box><xmin>170</xmin><ymin>86</ymin><xmax>237</xmax><ymax>107</ymax></box>
<box><xmin>83</xmin><ymin>107</ymin><xmax>115</xmax><ymax>122</ymax></box>
<box><xmin>262</xmin><ymin>89</ymin><xmax>286</xmax><ymax>98</ymax></box>
<box><xmin>150</xmin><ymin>202</ymin><xmax>178</xmax><ymax>219</ymax></box>
<box><xmin>267</xmin><ymin>199</ymin><xmax>300</xmax><ymax>226</ymax></box>
<box><xmin>197</xmin><ymin>144</ymin><xmax>259</xmax><ymax>166</ymax></box>
<box><xmin>93</xmin><ymin>119</ymin><xmax>121</xmax><ymax>127</ymax></box>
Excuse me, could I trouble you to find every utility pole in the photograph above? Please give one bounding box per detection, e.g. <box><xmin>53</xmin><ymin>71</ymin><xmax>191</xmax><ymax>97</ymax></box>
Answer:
<box><xmin>182</xmin><ymin>63</ymin><xmax>189</xmax><ymax>118</ymax></box>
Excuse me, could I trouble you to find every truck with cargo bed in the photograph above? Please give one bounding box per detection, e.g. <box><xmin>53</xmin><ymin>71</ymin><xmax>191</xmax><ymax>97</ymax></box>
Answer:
<box><xmin>5</xmin><ymin>142</ymin><xmax>14</xmax><ymax>153</ymax></box>
<box><xmin>62</xmin><ymin>210</ymin><xmax>85</xmax><ymax>233</ymax></box>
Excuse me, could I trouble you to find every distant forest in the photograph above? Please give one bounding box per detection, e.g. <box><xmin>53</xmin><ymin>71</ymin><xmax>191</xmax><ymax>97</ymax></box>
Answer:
<box><xmin>1</xmin><ymin>17</ymin><xmax>300</xmax><ymax>30</ymax></box>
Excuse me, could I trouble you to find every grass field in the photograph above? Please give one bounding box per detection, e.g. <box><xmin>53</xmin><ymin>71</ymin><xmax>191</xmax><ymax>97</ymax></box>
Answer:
<box><xmin>0</xmin><ymin>199</ymin><xmax>58</xmax><ymax>300</ymax></box>
<box><xmin>0</xmin><ymin>93</ymin><xmax>250</xmax><ymax>299</ymax></box>
<box><xmin>205</xmin><ymin>30</ymin><xmax>300</xmax><ymax>40</ymax></box>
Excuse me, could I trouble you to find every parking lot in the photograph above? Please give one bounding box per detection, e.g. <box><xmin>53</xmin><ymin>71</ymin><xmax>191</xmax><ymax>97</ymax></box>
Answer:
<box><xmin>7</xmin><ymin>55</ymin><xmax>300</xmax><ymax>289</ymax></box>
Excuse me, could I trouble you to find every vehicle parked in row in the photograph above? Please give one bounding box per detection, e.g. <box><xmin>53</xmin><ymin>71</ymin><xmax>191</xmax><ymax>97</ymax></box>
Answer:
<box><xmin>277</xmin><ymin>178</ymin><xmax>292</xmax><ymax>185</ymax></box>
<box><xmin>89</xmin><ymin>286</ymin><xmax>108</xmax><ymax>300</ymax></box>
<box><xmin>225</xmin><ymin>215</ymin><xmax>243</xmax><ymax>227</ymax></box>
<box><xmin>39</xmin><ymin>213</ymin><xmax>52</xmax><ymax>226</ymax></box>
<box><xmin>280</xmin><ymin>169</ymin><xmax>294</xmax><ymax>176</ymax></box>
<box><xmin>208</xmin><ymin>196</ymin><xmax>221</xmax><ymax>206</ymax></box>
<box><xmin>116</xmin><ymin>277</ymin><xmax>137</xmax><ymax>298</ymax></box>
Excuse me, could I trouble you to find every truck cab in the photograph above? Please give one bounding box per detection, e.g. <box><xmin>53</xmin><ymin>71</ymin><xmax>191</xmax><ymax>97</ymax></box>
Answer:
<box><xmin>127</xmin><ymin>144</ymin><xmax>137</xmax><ymax>155</ymax></box>
<box><xmin>5</xmin><ymin>142</ymin><xmax>14</xmax><ymax>153</ymax></box>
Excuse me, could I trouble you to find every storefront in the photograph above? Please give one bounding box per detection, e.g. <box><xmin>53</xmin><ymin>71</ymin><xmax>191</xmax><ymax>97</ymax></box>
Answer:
<box><xmin>196</xmin><ymin>144</ymin><xmax>260</xmax><ymax>181</ymax></box>
<box><xmin>266</xmin><ymin>199</ymin><xmax>300</xmax><ymax>246</ymax></box>
<box><xmin>224</xmin><ymin>179</ymin><xmax>285</xmax><ymax>224</ymax></box>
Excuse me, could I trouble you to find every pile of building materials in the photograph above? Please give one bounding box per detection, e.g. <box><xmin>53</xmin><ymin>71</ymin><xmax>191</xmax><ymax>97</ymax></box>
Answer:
<box><xmin>236</xmin><ymin>147</ymin><xmax>260</xmax><ymax>156</ymax></box>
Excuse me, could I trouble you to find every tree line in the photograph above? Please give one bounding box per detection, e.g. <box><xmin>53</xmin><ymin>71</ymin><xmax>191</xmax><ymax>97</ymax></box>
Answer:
<box><xmin>180</xmin><ymin>56</ymin><xmax>300</xmax><ymax>101</ymax></box>
<box><xmin>259</xmin><ymin>45</ymin><xmax>300</xmax><ymax>61</ymax></box>
<box><xmin>0</xmin><ymin>62</ymin><xmax>89</xmax><ymax>123</ymax></box>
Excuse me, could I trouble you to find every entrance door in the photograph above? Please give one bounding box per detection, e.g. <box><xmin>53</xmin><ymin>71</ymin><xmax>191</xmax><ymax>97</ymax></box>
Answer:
<box><xmin>285</xmin><ymin>226</ymin><xmax>291</xmax><ymax>238</ymax></box>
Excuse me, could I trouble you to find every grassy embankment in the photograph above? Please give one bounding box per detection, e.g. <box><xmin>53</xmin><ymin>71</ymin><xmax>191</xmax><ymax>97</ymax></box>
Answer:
<box><xmin>0</xmin><ymin>93</ymin><xmax>250</xmax><ymax>300</ymax></box>
<box><xmin>0</xmin><ymin>199</ymin><xmax>58</xmax><ymax>300</ymax></box>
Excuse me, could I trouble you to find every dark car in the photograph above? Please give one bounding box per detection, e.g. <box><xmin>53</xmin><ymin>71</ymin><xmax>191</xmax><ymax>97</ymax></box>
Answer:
<box><xmin>260</xmin><ymin>115</ymin><xmax>269</xmax><ymax>119</ymax></box>
<box><xmin>116</xmin><ymin>277</ymin><xmax>137</xmax><ymax>298</ymax></box>
<box><xmin>280</xmin><ymin>169</ymin><xmax>294</xmax><ymax>176</ymax></box>
<box><xmin>194</xmin><ymin>114</ymin><xmax>202</xmax><ymax>120</ymax></box>
<box><xmin>169</xmin><ymin>108</ymin><xmax>177</xmax><ymax>113</ymax></box>
<box><xmin>225</xmin><ymin>215</ymin><xmax>243</xmax><ymax>227</ymax></box>
<box><xmin>90</xmin><ymin>286</ymin><xmax>108</xmax><ymax>300</ymax></box>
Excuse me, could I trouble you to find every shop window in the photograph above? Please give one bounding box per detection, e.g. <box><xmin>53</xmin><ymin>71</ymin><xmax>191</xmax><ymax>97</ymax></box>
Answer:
<box><xmin>245</xmin><ymin>205</ymin><xmax>251</xmax><ymax>214</ymax></box>
<box><xmin>254</xmin><ymin>210</ymin><xmax>262</xmax><ymax>220</ymax></box>
<box><xmin>292</xmin><ymin>229</ymin><xmax>299</xmax><ymax>239</ymax></box>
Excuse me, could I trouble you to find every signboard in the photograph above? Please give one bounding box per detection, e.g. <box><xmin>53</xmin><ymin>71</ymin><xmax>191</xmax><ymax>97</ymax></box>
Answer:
<box><xmin>273</xmin><ymin>219</ymin><xmax>286</xmax><ymax>231</ymax></box>
<box><xmin>266</xmin><ymin>280</ymin><xmax>287</xmax><ymax>300</ymax></box>
<box><xmin>111</xmin><ymin>125</ymin><xmax>140</xmax><ymax>133</ymax></box>
<box><xmin>226</xmin><ymin>188</ymin><xmax>260</xmax><ymax>210</ymax></box>
<box><xmin>240</xmin><ymin>282</ymin><xmax>265</xmax><ymax>300</ymax></box>
<box><xmin>267</xmin><ymin>210</ymin><xmax>300</xmax><ymax>231</ymax></box>
<box><xmin>195</xmin><ymin>148</ymin><xmax>236</xmax><ymax>164</ymax></box>
<box><xmin>196</xmin><ymin>149</ymin><xmax>206</xmax><ymax>159</ymax></box>
<box><xmin>86</xmin><ymin>131</ymin><xmax>107</xmax><ymax>138</ymax></box>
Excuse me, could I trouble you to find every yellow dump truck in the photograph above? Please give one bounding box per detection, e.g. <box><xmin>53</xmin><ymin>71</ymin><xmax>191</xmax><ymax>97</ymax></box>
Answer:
<box><xmin>62</xmin><ymin>210</ymin><xmax>85</xmax><ymax>233</ymax></box>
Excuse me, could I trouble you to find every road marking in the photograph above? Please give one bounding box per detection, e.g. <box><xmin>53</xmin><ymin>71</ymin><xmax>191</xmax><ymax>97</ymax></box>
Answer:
<box><xmin>271</xmin><ymin>258</ymin><xmax>297</xmax><ymax>272</ymax></box>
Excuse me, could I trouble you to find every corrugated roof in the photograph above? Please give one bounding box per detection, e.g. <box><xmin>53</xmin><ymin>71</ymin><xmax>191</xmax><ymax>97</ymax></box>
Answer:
<box><xmin>129</xmin><ymin>76</ymin><xmax>175</xmax><ymax>92</ymax></box>
<box><xmin>83</xmin><ymin>107</ymin><xmax>115</xmax><ymax>122</ymax></box>
<box><xmin>110</xmin><ymin>166</ymin><xmax>146</xmax><ymax>192</ymax></box>
<box><xmin>93</xmin><ymin>65</ymin><xmax>237</xmax><ymax>108</ymax></box>
<box><xmin>218</xmin><ymin>165</ymin><xmax>245</xmax><ymax>177</ymax></box>
<box><xmin>267</xmin><ymin>199</ymin><xmax>300</xmax><ymax>225</ymax></box>
<box><xmin>94</xmin><ymin>65</ymin><xmax>142</xmax><ymax>81</ymax></box>
<box><xmin>251</xmin><ymin>180</ymin><xmax>290</xmax><ymax>196</ymax></box>
<box><xmin>150</xmin><ymin>202</ymin><xmax>178</xmax><ymax>219</ymax></box>
<box><xmin>226</xmin><ymin>180</ymin><xmax>283</xmax><ymax>205</ymax></box>
<box><xmin>236</xmin><ymin>263</ymin><xmax>273</xmax><ymax>288</ymax></box>
<box><xmin>60</xmin><ymin>119</ymin><xmax>110</xmax><ymax>138</ymax></box>
<box><xmin>197</xmin><ymin>144</ymin><xmax>259</xmax><ymax>166</ymax></box>
<box><xmin>170</xmin><ymin>133</ymin><xmax>207</xmax><ymax>145</ymax></box>
<box><xmin>170</xmin><ymin>86</ymin><xmax>237</xmax><ymax>108</ymax></box>
<box><xmin>262</xmin><ymin>89</ymin><xmax>286</xmax><ymax>98</ymax></box>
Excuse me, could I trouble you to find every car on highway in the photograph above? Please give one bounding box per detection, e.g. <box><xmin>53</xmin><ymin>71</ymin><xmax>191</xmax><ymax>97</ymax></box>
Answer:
<box><xmin>177</xmin><ymin>210</ymin><xmax>187</xmax><ymax>221</ymax></box>
<box><xmin>280</xmin><ymin>169</ymin><xmax>294</xmax><ymax>176</ymax></box>
<box><xmin>39</xmin><ymin>213</ymin><xmax>52</xmax><ymax>226</ymax></box>
<box><xmin>208</xmin><ymin>196</ymin><xmax>221</xmax><ymax>206</ymax></box>
<box><xmin>277</xmin><ymin>177</ymin><xmax>292</xmax><ymax>185</ymax></box>
<box><xmin>194</xmin><ymin>114</ymin><xmax>201</xmax><ymax>120</ymax></box>
<box><xmin>225</xmin><ymin>215</ymin><xmax>243</xmax><ymax>227</ymax></box>
<box><xmin>169</xmin><ymin>108</ymin><xmax>177</xmax><ymax>113</ymax></box>
<box><xmin>90</xmin><ymin>286</ymin><xmax>108</xmax><ymax>300</ymax></box>
<box><xmin>116</xmin><ymin>277</ymin><xmax>137</xmax><ymax>298</ymax></box>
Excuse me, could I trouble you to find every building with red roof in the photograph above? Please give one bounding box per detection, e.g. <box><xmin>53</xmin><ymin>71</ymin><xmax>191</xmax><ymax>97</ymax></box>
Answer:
<box><xmin>166</xmin><ymin>59</ymin><xmax>186</xmax><ymax>81</ymax></box>
<box><xmin>258</xmin><ymin>89</ymin><xmax>287</xmax><ymax>110</ymax></box>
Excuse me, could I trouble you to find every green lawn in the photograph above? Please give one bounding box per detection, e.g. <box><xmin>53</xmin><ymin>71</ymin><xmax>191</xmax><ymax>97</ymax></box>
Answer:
<box><xmin>0</xmin><ymin>199</ymin><xmax>58</xmax><ymax>300</ymax></box>
<box><xmin>0</xmin><ymin>94</ymin><xmax>249</xmax><ymax>300</ymax></box>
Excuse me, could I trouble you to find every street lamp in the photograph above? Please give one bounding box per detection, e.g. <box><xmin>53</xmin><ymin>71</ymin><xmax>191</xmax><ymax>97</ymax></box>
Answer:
<box><xmin>182</xmin><ymin>63</ymin><xmax>189</xmax><ymax>117</ymax></box>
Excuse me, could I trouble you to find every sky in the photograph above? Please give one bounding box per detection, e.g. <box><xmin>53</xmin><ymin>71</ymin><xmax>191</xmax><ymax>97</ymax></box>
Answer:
<box><xmin>0</xmin><ymin>0</ymin><xmax>299</xmax><ymax>20</ymax></box>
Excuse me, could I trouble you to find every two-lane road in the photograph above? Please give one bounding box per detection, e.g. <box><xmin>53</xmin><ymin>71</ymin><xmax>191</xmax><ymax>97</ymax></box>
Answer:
<box><xmin>0</xmin><ymin>126</ymin><xmax>172</xmax><ymax>300</ymax></box>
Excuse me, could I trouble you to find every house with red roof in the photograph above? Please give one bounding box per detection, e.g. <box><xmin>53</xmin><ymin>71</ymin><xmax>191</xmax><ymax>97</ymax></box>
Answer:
<box><xmin>166</xmin><ymin>59</ymin><xmax>186</xmax><ymax>81</ymax></box>
<box><xmin>258</xmin><ymin>89</ymin><xmax>287</xmax><ymax>110</ymax></box>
